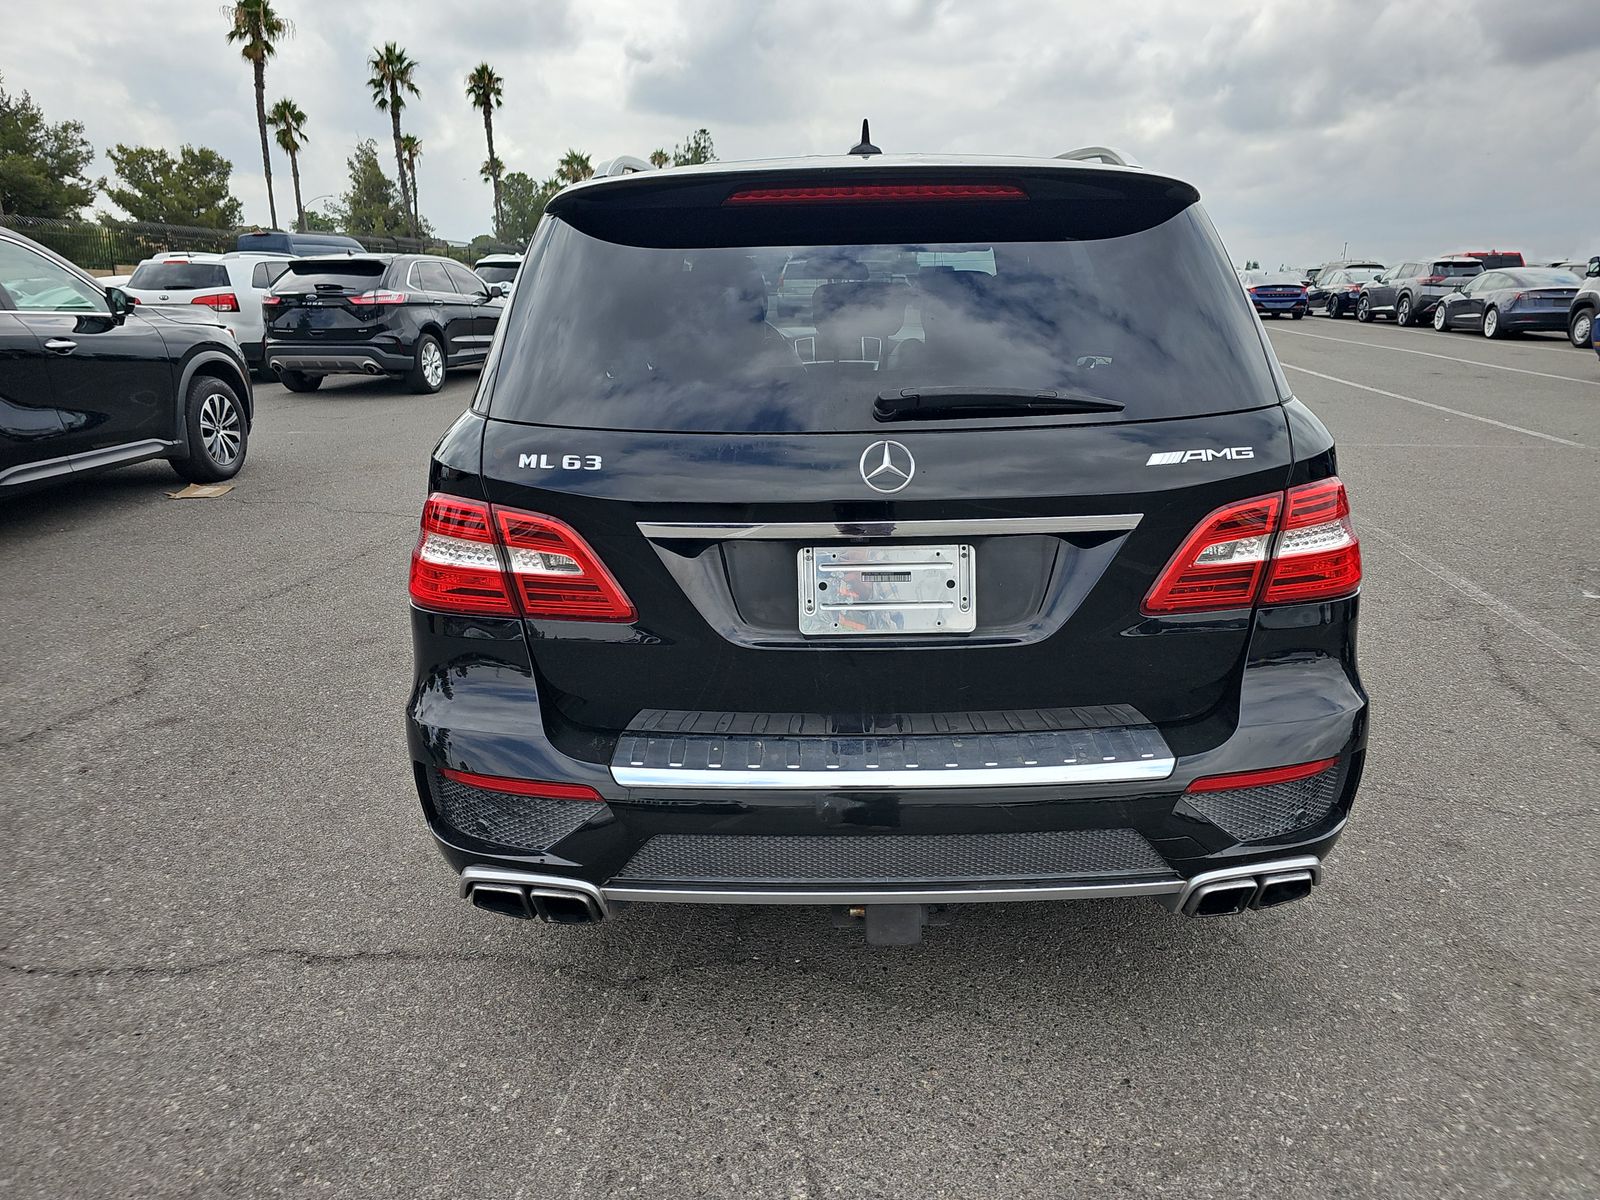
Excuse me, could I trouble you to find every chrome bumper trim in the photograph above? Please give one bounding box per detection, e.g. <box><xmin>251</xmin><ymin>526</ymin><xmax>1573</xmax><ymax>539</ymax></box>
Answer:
<box><xmin>611</xmin><ymin>757</ymin><xmax>1176</xmax><ymax>790</ymax></box>
<box><xmin>602</xmin><ymin>879</ymin><xmax>1182</xmax><ymax>906</ymax></box>
<box><xmin>638</xmin><ymin>514</ymin><xmax>1143</xmax><ymax>541</ymax></box>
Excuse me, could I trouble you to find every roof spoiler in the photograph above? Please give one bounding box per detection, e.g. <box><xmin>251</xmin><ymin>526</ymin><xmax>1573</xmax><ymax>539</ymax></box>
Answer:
<box><xmin>1056</xmin><ymin>146</ymin><xmax>1138</xmax><ymax>168</ymax></box>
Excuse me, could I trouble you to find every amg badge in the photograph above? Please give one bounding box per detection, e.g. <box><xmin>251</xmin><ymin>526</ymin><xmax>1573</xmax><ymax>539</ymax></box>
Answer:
<box><xmin>1146</xmin><ymin>447</ymin><xmax>1255</xmax><ymax>465</ymax></box>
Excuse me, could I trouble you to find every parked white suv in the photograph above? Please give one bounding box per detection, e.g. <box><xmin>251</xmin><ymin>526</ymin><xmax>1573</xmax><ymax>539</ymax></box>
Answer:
<box><xmin>121</xmin><ymin>252</ymin><xmax>294</xmax><ymax>373</ymax></box>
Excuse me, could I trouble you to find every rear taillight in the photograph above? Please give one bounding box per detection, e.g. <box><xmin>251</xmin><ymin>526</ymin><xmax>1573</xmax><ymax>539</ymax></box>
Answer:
<box><xmin>262</xmin><ymin>294</ymin><xmax>283</xmax><ymax>307</ymax></box>
<box><xmin>409</xmin><ymin>494</ymin><xmax>635</xmax><ymax>622</ymax></box>
<box><xmin>353</xmin><ymin>289</ymin><xmax>411</xmax><ymax>305</ymax></box>
<box><xmin>1421</xmin><ymin>275</ymin><xmax>1445</xmax><ymax>285</ymax></box>
<box><xmin>724</xmin><ymin>183</ymin><xmax>1027</xmax><ymax>205</ymax></box>
<box><xmin>1259</xmin><ymin>478</ymin><xmax>1361</xmax><ymax>605</ymax></box>
<box><xmin>191</xmin><ymin>291</ymin><xmax>240</xmax><ymax>312</ymax></box>
<box><xmin>1142</xmin><ymin>477</ymin><xmax>1360</xmax><ymax>615</ymax></box>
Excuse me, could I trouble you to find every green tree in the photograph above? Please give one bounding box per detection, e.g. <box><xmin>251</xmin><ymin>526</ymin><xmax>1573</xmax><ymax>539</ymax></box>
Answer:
<box><xmin>555</xmin><ymin>149</ymin><xmax>592</xmax><ymax>185</ymax></box>
<box><xmin>266</xmin><ymin>97</ymin><xmax>308</xmax><ymax>232</ymax></box>
<box><xmin>331</xmin><ymin>138</ymin><xmax>407</xmax><ymax>237</ymax></box>
<box><xmin>498</xmin><ymin>170</ymin><xmax>558</xmax><ymax>244</ymax></box>
<box><xmin>648</xmin><ymin>148</ymin><xmax>669</xmax><ymax>169</ymax></box>
<box><xmin>106</xmin><ymin>143</ymin><xmax>242</xmax><ymax>227</ymax></box>
<box><xmin>0</xmin><ymin>72</ymin><xmax>102</xmax><ymax>217</ymax></box>
<box><xmin>671</xmin><ymin>128</ymin><xmax>716</xmax><ymax>166</ymax></box>
<box><xmin>367</xmin><ymin>42</ymin><xmax>420</xmax><ymax>237</ymax></box>
<box><xmin>400</xmin><ymin>133</ymin><xmax>422</xmax><ymax>233</ymax></box>
<box><xmin>223</xmin><ymin>0</ymin><xmax>291</xmax><ymax>229</ymax></box>
<box><xmin>464</xmin><ymin>62</ymin><xmax>505</xmax><ymax>231</ymax></box>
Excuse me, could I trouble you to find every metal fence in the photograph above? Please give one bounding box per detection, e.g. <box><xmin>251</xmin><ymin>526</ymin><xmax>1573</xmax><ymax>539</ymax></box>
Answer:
<box><xmin>0</xmin><ymin>214</ymin><xmax>517</xmax><ymax>273</ymax></box>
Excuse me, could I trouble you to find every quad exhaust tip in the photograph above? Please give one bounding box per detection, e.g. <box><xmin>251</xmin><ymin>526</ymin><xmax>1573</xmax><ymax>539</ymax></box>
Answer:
<box><xmin>462</xmin><ymin>871</ymin><xmax>607</xmax><ymax>925</ymax></box>
<box><xmin>1178</xmin><ymin>856</ymin><xmax>1322</xmax><ymax>917</ymax></box>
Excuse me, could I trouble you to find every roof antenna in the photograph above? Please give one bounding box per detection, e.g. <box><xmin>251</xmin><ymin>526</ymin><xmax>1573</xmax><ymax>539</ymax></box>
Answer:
<box><xmin>848</xmin><ymin>119</ymin><xmax>881</xmax><ymax>157</ymax></box>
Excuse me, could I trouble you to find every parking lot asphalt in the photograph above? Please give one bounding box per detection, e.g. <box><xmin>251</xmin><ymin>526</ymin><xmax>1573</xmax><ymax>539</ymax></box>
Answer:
<box><xmin>3</xmin><ymin>327</ymin><xmax>1597</xmax><ymax>1199</ymax></box>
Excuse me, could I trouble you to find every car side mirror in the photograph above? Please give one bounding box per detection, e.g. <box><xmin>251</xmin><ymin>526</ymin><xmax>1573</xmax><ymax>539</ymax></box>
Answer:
<box><xmin>1587</xmin><ymin>261</ymin><xmax>1600</xmax><ymax>279</ymax></box>
<box><xmin>488</xmin><ymin>281</ymin><xmax>509</xmax><ymax>298</ymax></box>
<box><xmin>105</xmin><ymin>286</ymin><xmax>132</xmax><ymax>325</ymax></box>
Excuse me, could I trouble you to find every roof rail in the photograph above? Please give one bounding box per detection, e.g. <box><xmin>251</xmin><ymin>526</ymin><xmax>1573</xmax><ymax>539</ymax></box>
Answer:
<box><xmin>1055</xmin><ymin>146</ymin><xmax>1135</xmax><ymax>167</ymax></box>
<box><xmin>595</xmin><ymin>155</ymin><xmax>656</xmax><ymax>177</ymax></box>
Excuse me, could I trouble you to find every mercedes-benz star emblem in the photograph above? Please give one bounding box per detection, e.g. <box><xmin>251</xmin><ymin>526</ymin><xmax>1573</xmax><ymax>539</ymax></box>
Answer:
<box><xmin>859</xmin><ymin>440</ymin><xmax>915</xmax><ymax>493</ymax></box>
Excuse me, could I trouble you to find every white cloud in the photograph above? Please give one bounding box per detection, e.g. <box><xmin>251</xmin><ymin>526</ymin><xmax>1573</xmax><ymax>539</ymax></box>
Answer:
<box><xmin>4</xmin><ymin>0</ymin><xmax>1598</xmax><ymax>263</ymax></box>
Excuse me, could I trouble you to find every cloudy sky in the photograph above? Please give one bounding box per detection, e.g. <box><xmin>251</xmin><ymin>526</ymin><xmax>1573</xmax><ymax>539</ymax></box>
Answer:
<box><xmin>6</xmin><ymin>0</ymin><xmax>1599</xmax><ymax>265</ymax></box>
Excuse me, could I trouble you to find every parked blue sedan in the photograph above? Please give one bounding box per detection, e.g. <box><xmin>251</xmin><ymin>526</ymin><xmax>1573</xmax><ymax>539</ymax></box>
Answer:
<box><xmin>1239</xmin><ymin>270</ymin><xmax>1308</xmax><ymax>319</ymax></box>
<box><xmin>1432</xmin><ymin>267</ymin><xmax>1582</xmax><ymax>338</ymax></box>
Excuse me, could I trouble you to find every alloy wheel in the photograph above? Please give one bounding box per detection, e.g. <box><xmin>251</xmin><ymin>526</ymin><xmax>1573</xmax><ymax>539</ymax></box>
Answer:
<box><xmin>1574</xmin><ymin>311</ymin><xmax>1594</xmax><ymax>347</ymax></box>
<box><xmin>1397</xmin><ymin>297</ymin><xmax>1411</xmax><ymax>325</ymax></box>
<box><xmin>422</xmin><ymin>341</ymin><xmax>445</xmax><ymax>389</ymax></box>
<box><xmin>199</xmin><ymin>392</ymin><xmax>242</xmax><ymax>466</ymax></box>
<box><xmin>1433</xmin><ymin>304</ymin><xmax>1448</xmax><ymax>331</ymax></box>
<box><xmin>1483</xmin><ymin>308</ymin><xmax>1498</xmax><ymax>338</ymax></box>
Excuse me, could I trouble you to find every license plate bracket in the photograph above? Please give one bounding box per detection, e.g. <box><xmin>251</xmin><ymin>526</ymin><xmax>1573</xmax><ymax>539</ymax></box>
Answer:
<box><xmin>797</xmin><ymin>544</ymin><xmax>975</xmax><ymax>636</ymax></box>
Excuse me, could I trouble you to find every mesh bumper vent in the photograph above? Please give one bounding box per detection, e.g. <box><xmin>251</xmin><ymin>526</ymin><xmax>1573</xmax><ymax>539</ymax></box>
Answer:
<box><xmin>1186</xmin><ymin>763</ymin><xmax>1346</xmax><ymax>843</ymax></box>
<box><xmin>429</xmin><ymin>770</ymin><xmax>598</xmax><ymax>853</ymax></box>
<box><xmin>613</xmin><ymin>829</ymin><xmax>1171</xmax><ymax>885</ymax></box>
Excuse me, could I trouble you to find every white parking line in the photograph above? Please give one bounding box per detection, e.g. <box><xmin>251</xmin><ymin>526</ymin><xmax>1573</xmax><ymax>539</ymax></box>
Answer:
<box><xmin>1364</xmin><ymin>524</ymin><xmax>1600</xmax><ymax>678</ymax></box>
<box><xmin>1275</xmin><ymin>327</ymin><xmax>1600</xmax><ymax>388</ymax></box>
<box><xmin>1281</xmin><ymin>364</ymin><xmax>1587</xmax><ymax>448</ymax></box>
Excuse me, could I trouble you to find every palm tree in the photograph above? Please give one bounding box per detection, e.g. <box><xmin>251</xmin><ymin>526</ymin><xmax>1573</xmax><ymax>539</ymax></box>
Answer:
<box><xmin>223</xmin><ymin>1</ymin><xmax>291</xmax><ymax>230</ymax></box>
<box><xmin>556</xmin><ymin>150</ymin><xmax>593</xmax><ymax>185</ymax></box>
<box><xmin>400</xmin><ymin>134</ymin><xmax>422</xmax><ymax>233</ymax></box>
<box><xmin>464</xmin><ymin>63</ymin><xmax>505</xmax><ymax>230</ymax></box>
<box><xmin>266</xmin><ymin>98</ymin><xmax>308</xmax><ymax>232</ymax></box>
<box><xmin>649</xmin><ymin>149</ymin><xmax>670</xmax><ymax>169</ymax></box>
<box><xmin>367</xmin><ymin>42</ymin><xmax>420</xmax><ymax>237</ymax></box>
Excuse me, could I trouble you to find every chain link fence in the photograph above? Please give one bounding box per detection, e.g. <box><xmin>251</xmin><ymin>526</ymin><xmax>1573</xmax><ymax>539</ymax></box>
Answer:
<box><xmin>0</xmin><ymin>214</ymin><xmax>518</xmax><ymax>273</ymax></box>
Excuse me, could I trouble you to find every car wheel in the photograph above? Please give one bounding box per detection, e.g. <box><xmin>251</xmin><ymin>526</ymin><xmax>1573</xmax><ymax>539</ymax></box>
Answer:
<box><xmin>1356</xmin><ymin>295</ymin><xmax>1372</xmax><ymax>322</ymax></box>
<box><xmin>171</xmin><ymin>374</ymin><xmax>248</xmax><ymax>483</ymax></box>
<box><xmin>408</xmin><ymin>334</ymin><xmax>446</xmax><ymax>394</ymax></box>
<box><xmin>1396</xmin><ymin>295</ymin><xmax>1414</xmax><ymax>326</ymax></box>
<box><xmin>279</xmin><ymin>370</ymin><xmax>323</xmax><ymax>393</ymax></box>
<box><xmin>1482</xmin><ymin>306</ymin><xmax>1504</xmax><ymax>339</ymax></box>
<box><xmin>1569</xmin><ymin>307</ymin><xmax>1594</xmax><ymax>349</ymax></box>
<box><xmin>1326</xmin><ymin>295</ymin><xmax>1340</xmax><ymax>318</ymax></box>
<box><xmin>1433</xmin><ymin>303</ymin><xmax>1449</xmax><ymax>332</ymax></box>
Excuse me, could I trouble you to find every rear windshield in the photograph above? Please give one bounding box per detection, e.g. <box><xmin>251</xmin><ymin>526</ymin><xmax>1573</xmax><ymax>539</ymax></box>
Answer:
<box><xmin>1505</xmin><ymin>268</ymin><xmax>1578</xmax><ymax>287</ymax></box>
<box><xmin>1474</xmin><ymin>253</ymin><xmax>1523</xmax><ymax>268</ymax></box>
<box><xmin>1242</xmin><ymin>272</ymin><xmax>1304</xmax><ymax>287</ymax></box>
<box><xmin>475</xmin><ymin>263</ymin><xmax>519</xmax><ymax>284</ymax></box>
<box><xmin>274</xmin><ymin>259</ymin><xmax>387</xmax><ymax>291</ymax></box>
<box><xmin>1432</xmin><ymin>261</ymin><xmax>1483</xmax><ymax>278</ymax></box>
<box><xmin>128</xmin><ymin>262</ymin><xmax>228</xmax><ymax>290</ymax></box>
<box><xmin>1342</xmin><ymin>268</ymin><xmax>1380</xmax><ymax>282</ymax></box>
<box><xmin>489</xmin><ymin>207</ymin><xmax>1279</xmax><ymax>432</ymax></box>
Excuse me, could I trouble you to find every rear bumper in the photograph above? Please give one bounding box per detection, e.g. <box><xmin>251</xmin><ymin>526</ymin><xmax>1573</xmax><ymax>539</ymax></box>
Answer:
<box><xmin>408</xmin><ymin>599</ymin><xmax>1369</xmax><ymax>910</ymax></box>
<box><xmin>1252</xmin><ymin>300</ymin><xmax>1306</xmax><ymax>315</ymax></box>
<box><xmin>1500</xmin><ymin>310</ymin><xmax>1567</xmax><ymax>332</ymax></box>
<box><xmin>265</xmin><ymin>343</ymin><xmax>413</xmax><ymax>376</ymax></box>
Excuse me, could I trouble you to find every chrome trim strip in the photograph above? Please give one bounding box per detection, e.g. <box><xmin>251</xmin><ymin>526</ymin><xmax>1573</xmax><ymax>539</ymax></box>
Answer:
<box><xmin>637</xmin><ymin>514</ymin><xmax>1144</xmax><ymax>541</ymax></box>
<box><xmin>602</xmin><ymin>879</ymin><xmax>1182</xmax><ymax>906</ymax></box>
<box><xmin>611</xmin><ymin>757</ymin><xmax>1176</xmax><ymax>790</ymax></box>
<box><xmin>0</xmin><ymin>438</ymin><xmax>175</xmax><ymax>488</ymax></box>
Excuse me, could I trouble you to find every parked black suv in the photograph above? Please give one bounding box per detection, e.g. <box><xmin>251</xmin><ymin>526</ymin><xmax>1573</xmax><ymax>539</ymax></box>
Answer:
<box><xmin>264</xmin><ymin>254</ymin><xmax>501</xmax><ymax>393</ymax></box>
<box><xmin>1</xmin><ymin>227</ymin><xmax>252</xmax><ymax>494</ymax></box>
<box><xmin>406</xmin><ymin>155</ymin><xmax>1368</xmax><ymax>943</ymax></box>
<box><xmin>1357</xmin><ymin>257</ymin><xmax>1482</xmax><ymax>325</ymax></box>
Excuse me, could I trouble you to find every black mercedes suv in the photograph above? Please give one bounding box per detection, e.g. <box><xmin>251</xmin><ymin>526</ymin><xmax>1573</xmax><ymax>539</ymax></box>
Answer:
<box><xmin>406</xmin><ymin>152</ymin><xmax>1368</xmax><ymax>944</ymax></box>
<box><xmin>264</xmin><ymin>253</ymin><xmax>500</xmax><ymax>394</ymax></box>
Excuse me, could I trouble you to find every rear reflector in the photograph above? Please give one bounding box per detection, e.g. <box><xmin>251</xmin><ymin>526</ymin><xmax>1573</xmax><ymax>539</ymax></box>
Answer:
<box><xmin>438</xmin><ymin>767</ymin><xmax>604</xmax><ymax>802</ymax></box>
<box><xmin>725</xmin><ymin>183</ymin><xmax>1027</xmax><ymax>205</ymax></box>
<box><xmin>1142</xmin><ymin>477</ymin><xmax>1360</xmax><ymax>614</ymax></box>
<box><xmin>1186</xmin><ymin>757</ymin><xmax>1339</xmax><ymax>793</ymax></box>
<box><xmin>190</xmin><ymin>291</ymin><xmax>240</xmax><ymax>312</ymax></box>
<box><xmin>409</xmin><ymin>493</ymin><xmax>635</xmax><ymax>622</ymax></box>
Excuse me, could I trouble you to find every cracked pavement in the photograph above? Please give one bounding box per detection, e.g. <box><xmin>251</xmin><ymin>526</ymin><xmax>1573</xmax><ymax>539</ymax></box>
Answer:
<box><xmin>3</xmin><ymin>331</ymin><xmax>1598</xmax><ymax>1198</ymax></box>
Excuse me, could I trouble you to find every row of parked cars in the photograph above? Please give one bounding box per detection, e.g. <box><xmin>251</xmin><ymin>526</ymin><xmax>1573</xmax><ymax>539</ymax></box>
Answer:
<box><xmin>1241</xmin><ymin>251</ymin><xmax>1600</xmax><ymax>347</ymax></box>
<box><xmin>0</xmin><ymin>223</ymin><xmax>524</xmax><ymax>496</ymax></box>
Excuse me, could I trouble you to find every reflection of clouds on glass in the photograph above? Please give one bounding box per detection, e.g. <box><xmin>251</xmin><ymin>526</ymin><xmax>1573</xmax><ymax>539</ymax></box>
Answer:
<box><xmin>493</xmin><ymin>211</ymin><xmax>1276</xmax><ymax>434</ymax></box>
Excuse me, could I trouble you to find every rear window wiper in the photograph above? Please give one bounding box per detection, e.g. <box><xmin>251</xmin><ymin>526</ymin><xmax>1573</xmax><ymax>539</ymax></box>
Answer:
<box><xmin>874</xmin><ymin>387</ymin><xmax>1124</xmax><ymax>421</ymax></box>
